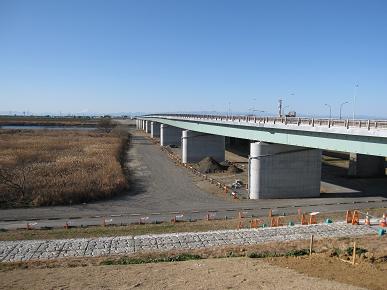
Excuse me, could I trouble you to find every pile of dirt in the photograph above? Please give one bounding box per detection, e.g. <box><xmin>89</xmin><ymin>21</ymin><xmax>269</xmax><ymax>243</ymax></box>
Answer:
<box><xmin>219</xmin><ymin>160</ymin><xmax>231</xmax><ymax>167</ymax></box>
<box><xmin>227</xmin><ymin>164</ymin><xmax>243</xmax><ymax>173</ymax></box>
<box><xmin>197</xmin><ymin>157</ymin><xmax>227</xmax><ymax>173</ymax></box>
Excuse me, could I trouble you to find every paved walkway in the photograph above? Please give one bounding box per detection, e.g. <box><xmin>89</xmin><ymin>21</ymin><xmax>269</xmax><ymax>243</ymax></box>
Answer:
<box><xmin>0</xmin><ymin>223</ymin><xmax>376</xmax><ymax>262</ymax></box>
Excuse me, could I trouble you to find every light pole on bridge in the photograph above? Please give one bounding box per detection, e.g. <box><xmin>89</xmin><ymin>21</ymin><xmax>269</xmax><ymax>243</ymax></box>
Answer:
<box><xmin>340</xmin><ymin>101</ymin><xmax>349</xmax><ymax>120</ymax></box>
<box><xmin>324</xmin><ymin>103</ymin><xmax>332</xmax><ymax>119</ymax></box>
<box><xmin>353</xmin><ymin>83</ymin><xmax>359</xmax><ymax>121</ymax></box>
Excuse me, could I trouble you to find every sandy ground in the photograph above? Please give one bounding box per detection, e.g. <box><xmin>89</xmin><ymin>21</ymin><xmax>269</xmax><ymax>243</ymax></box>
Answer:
<box><xmin>0</xmin><ymin>257</ymin><xmax>366</xmax><ymax>290</ymax></box>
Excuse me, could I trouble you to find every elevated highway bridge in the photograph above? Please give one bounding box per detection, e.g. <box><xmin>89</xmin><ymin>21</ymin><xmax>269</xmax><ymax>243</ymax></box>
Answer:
<box><xmin>136</xmin><ymin>114</ymin><xmax>387</xmax><ymax>199</ymax></box>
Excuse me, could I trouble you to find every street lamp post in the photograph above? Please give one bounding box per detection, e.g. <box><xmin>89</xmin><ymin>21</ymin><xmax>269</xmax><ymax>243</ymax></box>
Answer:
<box><xmin>324</xmin><ymin>103</ymin><xmax>332</xmax><ymax>119</ymax></box>
<box><xmin>353</xmin><ymin>83</ymin><xmax>359</xmax><ymax>121</ymax></box>
<box><xmin>340</xmin><ymin>101</ymin><xmax>349</xmax><ymax>120</ymax></box>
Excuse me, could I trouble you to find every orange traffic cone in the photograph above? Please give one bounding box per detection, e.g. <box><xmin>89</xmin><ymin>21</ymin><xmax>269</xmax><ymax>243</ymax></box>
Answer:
<box><xmin>352</xmin><ymin>210</ymin><xmax>360</xmax><ymax>225</ymax></box>
<box><xmin>301</xmin><ymin>214</ymin><xmax>308</xmax><ymax>225</ymax></box>
<box><xmin>346</xmin><ymin>210</ymin><xmax>353</xmax><ymax>224</ymax></box>
<box><xmin>277</xmin><ymin>217</ymin><xmax>283</xmax><ymax>227</ymax></box>
<box><xmin>271</xmin><ymin>217</ymin><xmax>278</xmax><ymax>227</ymax></box>
<box><xmin>309</xmin><ymin>214</ymin><xmax>317</xmax><ymax>225</ymax></box>
<box><xmin>380</xmin><ymin>213</ymin><xmax>387</xmax><ymax>227</ymax></box>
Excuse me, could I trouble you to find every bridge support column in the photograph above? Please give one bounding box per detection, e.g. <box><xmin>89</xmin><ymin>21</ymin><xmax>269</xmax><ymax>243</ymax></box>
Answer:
<box><xmin>348</xmin><ymin>154</ymin><xmax>385</xmax><ymax>177</ymax></box>
<box><xmin>145</xmin><ymin>121</ymin><xmax>151</xmax><ymax>133</ymax></box>
<box><xmin>160</xmin><ymin>124</ymin><xmax>182</xmax><ymax>146</ymax></box>
<box><xmin>182</xmin><ymin>130</ymin><xmax>225</xmax><ymax>164</ymax></box>
<box><xmin>151</xmin><ymin>122</ymin><xmax>160</xmax><ymax>138</ymax></box>
<box><xmin>141</xmin><ymin>120</ymin><xmax>145</xmax><ymax>130</ymax></box>
<box><xmin>249</xmin><ymin>142</ymin><xmax>321</xmax><ymax>199</ymax></box>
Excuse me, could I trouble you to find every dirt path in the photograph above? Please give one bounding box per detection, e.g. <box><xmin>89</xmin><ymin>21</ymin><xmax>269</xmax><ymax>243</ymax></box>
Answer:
<box><xmin>0</xmin><ymin>257</ymin><xmax>364</xmax><ymax>290</ymax></box>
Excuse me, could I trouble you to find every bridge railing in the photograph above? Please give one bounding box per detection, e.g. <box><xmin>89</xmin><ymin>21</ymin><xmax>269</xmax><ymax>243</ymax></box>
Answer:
<box><xmin>143</xmin><ymin>114</ymin><xmax>387</xmax><ymax>130</ymax></box>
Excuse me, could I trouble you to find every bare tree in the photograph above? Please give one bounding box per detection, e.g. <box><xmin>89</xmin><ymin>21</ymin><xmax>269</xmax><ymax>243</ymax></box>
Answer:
<box><xmin>0</xmin><ymin>165</ymin><xmax>27</xmax><ymax>198</ymax></box>
<box><xmin>98</xmin><ymin>117</ymin><xmax>113</xmax><ymax>133</ymax></box>
<box><xmin>0</xmin><ymin>154</ymin><xmax>34</xmax><ymax>201</ymax></box>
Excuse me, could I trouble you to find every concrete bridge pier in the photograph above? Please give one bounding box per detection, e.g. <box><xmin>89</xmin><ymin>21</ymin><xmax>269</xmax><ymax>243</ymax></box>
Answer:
<box><xmin>151</xmin><ymin>122</ymin><xmax>160</xmax><ymax>138</ymax></box>
<box><xmin>249</xmin><ymin>142</ymin><xmax>322</xmax><ymax>199</ymax></box>
<box><xmin>141</xmin><ymin>120</ymin><xmax>145</xmax><ymax>130</ymax></box>
<box><xmin>145</xmin><ymin>121</ymin><xmax>151</xmax><ymax>133</ymax></box>
<box><xmin>348</xmin><ymin>153</ymin><xmax>385</xmax><ymax>177</ymax></box>
<box><xmin>182</xmin><ymin>130</ymin><xmax>225</xmax><ymax>164</ymax></box>
<box><xmin>160</xmin><ymin>124</ymin><xmax>183</xmax><ymax>147</ymax></box>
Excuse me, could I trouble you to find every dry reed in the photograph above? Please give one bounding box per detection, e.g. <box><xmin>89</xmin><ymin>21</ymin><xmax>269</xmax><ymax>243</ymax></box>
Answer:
<box><xmin>0</xmin><ymin>129</ymin><xmax>129</xmax><ymax>208</ymax></box>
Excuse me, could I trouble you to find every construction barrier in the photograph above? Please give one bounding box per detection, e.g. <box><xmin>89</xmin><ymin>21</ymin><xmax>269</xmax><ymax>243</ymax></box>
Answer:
<box><xmin>309</xmin><ymin>212</ymin><xmax>319</xmax><ymax>225</ymax></box>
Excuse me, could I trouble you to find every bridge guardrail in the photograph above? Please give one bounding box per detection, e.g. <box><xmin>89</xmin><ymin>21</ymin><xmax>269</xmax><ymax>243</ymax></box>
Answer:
<box><xmin>141</xmin><ymin>114</ymin><xmax>387</xmax><ymax>131</ymax></box>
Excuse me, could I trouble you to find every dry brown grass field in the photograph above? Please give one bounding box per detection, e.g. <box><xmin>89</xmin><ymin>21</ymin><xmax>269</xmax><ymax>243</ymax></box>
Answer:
<box><xmin>0</xmin><ymin>128</ymin><xmax>129</xmax><ymax>208</ymax></box>
<box><xmin>0</xmin><ymin>116</ymin><xmax>99</xmax><ymax>127</ymax></box>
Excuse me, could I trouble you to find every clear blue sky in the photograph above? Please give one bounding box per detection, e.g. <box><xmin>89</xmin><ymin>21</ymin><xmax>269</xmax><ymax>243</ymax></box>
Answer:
<box><xmin>1</xmin><ymin>0</ymin><xmax>387</xmax><ymax>117</ymax></box>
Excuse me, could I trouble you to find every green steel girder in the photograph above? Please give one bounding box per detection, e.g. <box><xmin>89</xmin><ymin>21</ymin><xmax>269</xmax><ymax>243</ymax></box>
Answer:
<box><xmin>143</xmin><ymin>117</ymin><xmax>387</xmax><ymax>157</ymax></box>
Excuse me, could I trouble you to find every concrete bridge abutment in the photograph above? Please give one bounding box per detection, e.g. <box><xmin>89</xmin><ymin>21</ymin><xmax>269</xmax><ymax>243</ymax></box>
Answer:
<box><xmin>248</xmin><ymin>142</ymin><xmax>322</xmax><ymax>199</ymax></box>
<box><xmin>160</xmin><ymin>124</ymin><xmax>183</xmax><ymax>147</ymax></box>
<box><xmin>348</xmin><ymin>153</ymin><xmax>385</xmax><ymax>177</ymax></box>
<box><xmin>182</xmin><ymin>130</ymin><xmax>225</xmax><ymax>164</ymax></box>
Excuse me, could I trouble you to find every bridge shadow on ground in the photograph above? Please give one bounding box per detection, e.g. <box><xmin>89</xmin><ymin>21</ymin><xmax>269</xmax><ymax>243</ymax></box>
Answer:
<box><xmin>321</xmin><ymin>162</ymin><xmax>387</xmax><ymax>198</ymax></box>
